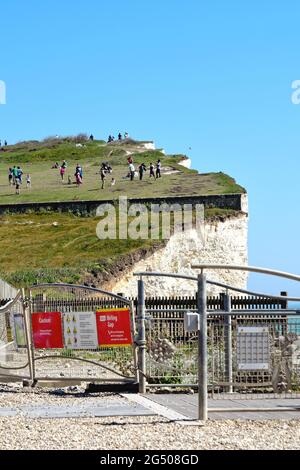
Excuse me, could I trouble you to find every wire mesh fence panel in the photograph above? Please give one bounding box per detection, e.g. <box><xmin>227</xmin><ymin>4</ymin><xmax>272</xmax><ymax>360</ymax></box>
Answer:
<box><xmin>29</xmin><ymin>285</ymin><xmax>137</xmax><ymax>383</ymax></box>
<box><xmin>143</xmin><ymin>296</ymin><xmax>233</xmax><ymax>386</ymax></box>
<box><xmin>145</xmin><ymin>316</ymin><xmax>198</xmax><ymax>386</ymax></box>
<box><xmin>0</xmin><ymin>294</ymin><xmax>30</xmax><ymax>382</ymax></box>
<box><xmin>141</xmin><ymin>294</ymin><xmax>300</xmax><ymax>397</ymax></box>
<box><xmin>209</xmin><ymin>314</ymin><xmax>300</xmax><ymax>399</ymax></box>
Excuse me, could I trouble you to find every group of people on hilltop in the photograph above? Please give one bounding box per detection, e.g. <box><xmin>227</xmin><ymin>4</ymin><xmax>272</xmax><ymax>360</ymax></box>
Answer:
<box><xmin>8</xmin><ymin>166</ymin><xmax>31</xmax><ymax>195</ymax></box>
<box><xmin>108</xmin><ymin>132</ymin><xmax>129</xmax><ymax>143</ymax></box>
<box><xmin>0</xmin><ymin>140</ymin><xmax>8</xmax><ymax>148</ymax></box>
<box><xmin>127</xmin><ymin>156</ymin><xmax>162</xmax><ymax>181</ymax></box>
<box><xmin>51</xmin><ymin>144</ymin><xmax>163</xmax><ymax>191</ymax></box>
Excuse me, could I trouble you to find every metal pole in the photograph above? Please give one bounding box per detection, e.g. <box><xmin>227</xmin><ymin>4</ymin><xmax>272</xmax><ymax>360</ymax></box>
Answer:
<box><xmin>28</xmin><ymin>289</ymin><xmax>36</xmax><ymax>384</ymax></box>
<box><xmin>280</xmin><ymin>291</ymin><xmax>288</xmax><ymax>309</ymax></box>
<box><xmin>192</xmin><ymin>264</ymin><xmax>300</xmax><ymax>283</ymax></box>
<box><xmin>130</xmin><ymin>300</ymin><xmax>139</xmax><ymax>383</ymax></box>
<box><xmin>224</xmin><ymin>292</ymin><xmax>233</xmax><ymax>393</ymax></box>
<box><xmin>198</xmin><ymin>272</ymin><xmax>208</xmax><ymax>421</ymax></box>
<box><xmin>137</xmin><ymin>279</ymin><xmax>146</xmax><ymax>394</ymax></box>
<box><xmin>22</xmin><ymin>289</ymin><xmax>35</xmax><ymax>386</ymax></box>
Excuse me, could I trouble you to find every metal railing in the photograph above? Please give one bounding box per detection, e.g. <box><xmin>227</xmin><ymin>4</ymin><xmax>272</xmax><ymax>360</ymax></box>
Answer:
<box><xmin>134</xmin><ymin>266</ymin><xmax>300</xmax><ymax>421</ymax></box>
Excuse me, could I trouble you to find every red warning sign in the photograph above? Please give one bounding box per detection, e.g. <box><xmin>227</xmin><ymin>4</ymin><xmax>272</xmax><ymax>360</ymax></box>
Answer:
<box><xmin>96</xmin><ymin>308</ymin><xmax>133</xmax><ymax>347</ymax></box>
<box><xmin>32</xmin><ymin>312</ymin><xmax>64</xmax><ymax>349</ymax></box>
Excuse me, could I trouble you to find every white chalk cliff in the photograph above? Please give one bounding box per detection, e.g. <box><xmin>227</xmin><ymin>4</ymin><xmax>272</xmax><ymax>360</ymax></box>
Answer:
<box><xmin>113</xmin><ymin>206</ymin><xmax>249</xmax><ymax>297</ymax></box>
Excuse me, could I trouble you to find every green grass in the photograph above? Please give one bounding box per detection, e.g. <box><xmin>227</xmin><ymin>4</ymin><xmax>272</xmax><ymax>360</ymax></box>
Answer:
<box><xmin>0</xmin><ymin>212</ymin><xmax>159</xmax><ymax>287</ymax></box>
<box><xmin>204</xmin><ymin>208</ymin><xmax>242</xmax><ymax>220</ymax></box>
<box><xmin>0</xmin><ymin>138</ymin><xmax>246</xmax><ymax>205</ymax></box>
<box><xmin>0</xmin><ymin>207</ymin><xmax>240</xmax><ymax>287</ymax></box>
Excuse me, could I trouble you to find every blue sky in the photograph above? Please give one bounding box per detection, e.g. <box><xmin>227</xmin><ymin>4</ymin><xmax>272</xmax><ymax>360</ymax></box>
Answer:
<box><xmin>1</xmin><ymin>0</ymin><xmax>300</xmax><ymax>296</ymax></box>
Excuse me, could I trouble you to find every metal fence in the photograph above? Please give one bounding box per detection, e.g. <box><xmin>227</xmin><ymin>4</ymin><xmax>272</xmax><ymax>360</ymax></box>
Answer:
<box><xmin>1</xmin><ymin>267</ymin><xmax>300</xmax><ymax>422</ymax></box>
<box><xmin>0</xmin><ymin>284</ymin><xmax>138</xmax><ymax>386</ymax></box>
<box><xmin>134</xmin><ymin>268</ymin><xmax>300</xmax><ymax>422</ymax></box>
<box><xmin>208</xmin><ymin>309</ymin><xmax>300</xmax><ymax>399</ymax></box>
<box><xmin>28</xmin><ymin>284</ymin><xmax>137</xmax><ymax>385</ymax></box>
<box><xmin>136</xmin><ymin>293</ymin><xmax>299</xmax><ymax>394</ymax></box>
<box><xmin>130</xmin><ymin>291</ymin><xmax>288</xmax><ymax>388</ymax></box>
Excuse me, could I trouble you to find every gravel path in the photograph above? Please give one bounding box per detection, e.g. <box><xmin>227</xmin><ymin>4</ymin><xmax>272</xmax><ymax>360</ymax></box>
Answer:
<box><xmin>1</xmin><ymin>384</ymin><xmax>300</xmax><ymax>450</ymax></box>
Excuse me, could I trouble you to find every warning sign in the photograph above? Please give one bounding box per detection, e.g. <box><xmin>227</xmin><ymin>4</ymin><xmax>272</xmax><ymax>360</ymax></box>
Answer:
<box><xmin>32</xmin><ymin>312</ymin><xmax>64</xmax><ymax>349</ymax></box>
<box><xmin>96</xmin><ymin>308</ymin><xmax>132</xmax><ymax>347</ymax></box>
<box><xmin>63</xmin><ymin>312</ymin><xmax>98</xmax><ymax>349</ymax></box>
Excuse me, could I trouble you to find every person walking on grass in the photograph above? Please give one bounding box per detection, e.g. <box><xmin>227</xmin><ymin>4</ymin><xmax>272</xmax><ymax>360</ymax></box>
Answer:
<box><xmin>75</xmin><ymin>171</ymin><xmax>82</xmax><ymax>187</ymax></box>
<box><xmin>156</xmin><ymin>159</ymin><xmax>161</xmax><ymax>178</ymax></box>
<box><xmin>60</xmin><ymin>160</ymin><xmax>67</xmax><ymax>181</ymax></box>
<box><xmin>138</xmin><ymin>163</ymin><xmax>147</xmax><ymax>181</ymax></box>
<box><xmin>17</xmin><ymin>166</ymin><xmax>23</xmax><ymax>184</ymax></box>
<box><xmin>129</xmin><ymin>162</ymin><xmax>135</xmax><ymax>181</ymax></box>
<box><xmin>100</xmin><ymin>166</ymin><xmax>106</xmax><ymax>189</ymax></box>
<box><xmin>15</xmin><ymin>179</ymin><xmax>21</xmax><ymax>195</ymax></box>
<box><xmin>75</xmin><ymin>165</ymin><xmax>83</xmax><ymax>187</ymax></box>
<box><xmin>8</xmin><ymin>168</ymin><xmax>13</xmax><ymax>186</ymax></box>
<box><xmin>60</xmin><ymin>165</ymin><xmax>66</xmax><ymax>181</ymax></box>
<box><xmin>75</xmin><ymin>164</ymin><xmax>83</xmax><ymax>181</ymax></box>
<box><xmin>26</xmin><ymin>174</ymin><xmax>31</xmax><ymax>189</ymax></box>
<box><xmin>12</xmin><ymin>166</ymin><xmax>18</xmax><ymax>185</ymax></box>
<box><xmin>149</xmin><ymin>162</ymin><xmax>156</xmax><ymax>179</ymax></box>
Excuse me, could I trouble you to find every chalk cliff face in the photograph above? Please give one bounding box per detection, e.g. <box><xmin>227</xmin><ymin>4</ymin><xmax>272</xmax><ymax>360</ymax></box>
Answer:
<box><xmin>113</xmin><ymin>209</ymin><xmax>249</xmax><ymax>297</ymax></box>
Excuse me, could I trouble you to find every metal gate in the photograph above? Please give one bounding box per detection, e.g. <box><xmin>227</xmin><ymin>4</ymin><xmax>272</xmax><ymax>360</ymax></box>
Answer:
<box><xmin>0</xmin><ymin>284</ymin><xmax>138</xmax><ymax>387</ymax></box>
<box><xmin>27</xmin><ymin>284</ymin><xmax>138</xmax><ymax>386</ymax></box>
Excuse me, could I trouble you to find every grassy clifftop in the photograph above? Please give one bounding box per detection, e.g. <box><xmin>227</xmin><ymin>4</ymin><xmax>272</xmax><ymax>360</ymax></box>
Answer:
<box><xmin>0</xmin><ymin>137</ymin><xmax>246</xmax><ymax>204</ymax></box>
<box><xmin>0</xmin><ymin>136</ymin><xmax>246</xmax><ymax>288</ymax></box>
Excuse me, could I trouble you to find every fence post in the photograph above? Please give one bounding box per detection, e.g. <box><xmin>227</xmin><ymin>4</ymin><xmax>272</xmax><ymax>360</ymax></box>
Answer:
<box><xmin>130</xmin><ymin>299</ymin><xmax>139</xmax><ymax>383</ymax></box>
<box><xmin>22</xmin><ymin>289</ymin><xmax>35</xmax><ymax>386</ymax></box>
<box><xmin>224</xmin><ymin>292</ymin><xmax>233</xmax><ymax>394</ymax></box>
<box><xmin>280</xmin><ymin>291</ymin><xmax>288</xmax><ymax>309</ymax></box>
<box><xmin>137</xmin><ymin>279</ymin><xmax>146</xmax><ymax>394</ymax></box>
<box><xmin>198</xmin><ymin>272</ymin><xmax>208</xmax><ymax>421</ymax></box>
